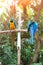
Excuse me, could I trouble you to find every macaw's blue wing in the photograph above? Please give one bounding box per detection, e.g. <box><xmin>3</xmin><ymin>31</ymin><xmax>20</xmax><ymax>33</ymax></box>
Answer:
<box><xmin>14</xmin><ymin>21</ymin><xmax>17</xmax><ymax>27</ymax></box>
<box><xmin>33</xmin><ymin>22</ymin><xmax>38</xmax><ymax>35</ymax></box>
<box><xmin>8</xmin><ymin>23</ymin><xmax>10</xmax><ymax>29</ymax></box>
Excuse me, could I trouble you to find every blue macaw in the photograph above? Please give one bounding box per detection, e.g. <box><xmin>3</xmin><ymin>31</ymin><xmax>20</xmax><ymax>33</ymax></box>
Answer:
<box><xmin>27</xmin><ymin>20</ymin><xmax>38</xmax><ymax>44</ymax></box>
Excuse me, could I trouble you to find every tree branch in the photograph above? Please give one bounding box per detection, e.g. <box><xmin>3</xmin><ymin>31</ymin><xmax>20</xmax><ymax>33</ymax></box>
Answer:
<box><xmin>32</xmin><ymin>32</ymin><xmax>41</xmax><ymax>63</ymax></box>
<box><xmin>0</xmin><ymin>29</ymin><xmax>27</xmax><ymax>34</ymax></box>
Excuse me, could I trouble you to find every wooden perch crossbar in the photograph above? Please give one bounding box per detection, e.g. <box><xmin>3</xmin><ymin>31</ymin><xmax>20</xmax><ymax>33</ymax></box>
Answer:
<box><xmin>0</xmin><ymin>29</ymin><xmax>27</xmax><ymax>34</ymax></box>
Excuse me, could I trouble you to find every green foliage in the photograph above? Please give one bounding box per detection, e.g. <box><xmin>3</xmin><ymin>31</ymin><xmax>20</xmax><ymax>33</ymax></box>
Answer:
<box><xmin>21</xmin><ymin>38</ymin><xmax>36</xmax><ymax>65</ymax></box>
<box><xmin>30</xmin><ymin>63</ymin><xmax>42</xmax><ymax>65</ymax></box>
<box><xmin>0</xmin><ymin>44</ymin><xmax>17</xmax><ymax>65</ymax></box>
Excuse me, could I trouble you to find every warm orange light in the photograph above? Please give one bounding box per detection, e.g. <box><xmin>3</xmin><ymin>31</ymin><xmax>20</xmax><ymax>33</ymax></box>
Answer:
<box><xmin>18</xmin><ymin>0</ymin><xmax>32</xmax><ymax>13</ymax></box>
<box><xmin>18</xmin><ymin>0</ymin><xmax>31</xmax><ymax>6</ymax></box>
<box><xmin>10</xmin><ymin>5</ymin><xmax>16</xmax><ymax>15</ymax></box>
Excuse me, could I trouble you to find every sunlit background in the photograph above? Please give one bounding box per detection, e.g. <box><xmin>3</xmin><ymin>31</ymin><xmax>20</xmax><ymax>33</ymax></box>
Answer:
<box><xmin>0</xmin><ymin>0</ymin><xmax>14</xmax><ymax>20</ymax></box>
<box><xmin>0</xmin><ymin>0</ymin><xmax>41</xmax><ymax>22</ymax></box>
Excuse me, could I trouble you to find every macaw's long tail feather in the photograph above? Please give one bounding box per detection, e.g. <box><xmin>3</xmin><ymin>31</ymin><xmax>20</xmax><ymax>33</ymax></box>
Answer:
<box><xmin>30</xmin><ymin>29</ymin><xmax>34</xmax><ymax>44</ymax></box>
<box><xmin>11</xmin><ymin>32</ymin><xmax>15</xmax><ymax>50</ymax></box>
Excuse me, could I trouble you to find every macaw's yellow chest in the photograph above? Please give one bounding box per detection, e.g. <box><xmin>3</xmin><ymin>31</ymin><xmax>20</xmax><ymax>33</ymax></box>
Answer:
<box><xmin>10</xmin><ymin>22</ymin><xmax>15</xmax><ymax>30</ymax></box>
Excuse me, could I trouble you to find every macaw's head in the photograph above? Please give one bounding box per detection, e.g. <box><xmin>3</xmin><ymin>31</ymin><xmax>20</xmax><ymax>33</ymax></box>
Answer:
<box><xmin>10</xmin><ymin>19</ymin><xmax>13</xmax><ymax>22</ymax></box>
<box><xmin>31</xmin><ymin>17</ymin><xmax>35</xmax><ymax>22</ymax></box>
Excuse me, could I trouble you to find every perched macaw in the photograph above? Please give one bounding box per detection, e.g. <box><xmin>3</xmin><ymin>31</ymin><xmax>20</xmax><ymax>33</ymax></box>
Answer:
<box><xmin>9</xmin><ymin>19</ymin><xmax>16</xmax><ymax>50</ymax></box>
<box><xmin>27</xmin><ymin>20</ymin><xmax>38</xmax><ymax>44</ymax></box>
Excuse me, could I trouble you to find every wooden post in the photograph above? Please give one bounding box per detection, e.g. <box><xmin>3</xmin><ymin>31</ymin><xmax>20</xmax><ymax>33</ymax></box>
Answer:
<box><xmin>18</xmin><ymin>47</ymin><xmax>21</xmax><ymax>65</ymax></box>
<box><xmin>0</xmin><ymin>62</ymin><xmax>2</xmax><ymax>65</ymax></box>
<box><xmin>17</xmin><ymin>32</ymin><xmax>21</xmax><ymax>65</ymax></box>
